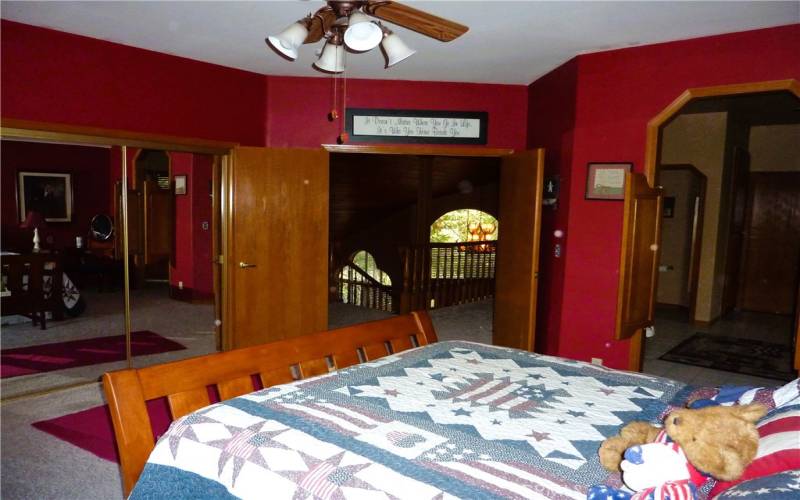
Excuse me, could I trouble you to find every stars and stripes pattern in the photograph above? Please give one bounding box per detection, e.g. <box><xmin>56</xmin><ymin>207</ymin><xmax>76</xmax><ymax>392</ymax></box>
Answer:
<box><xmin>131</xmin><ymin>341</ymin><xmax>693</xmax><ymax>500</ymax></box>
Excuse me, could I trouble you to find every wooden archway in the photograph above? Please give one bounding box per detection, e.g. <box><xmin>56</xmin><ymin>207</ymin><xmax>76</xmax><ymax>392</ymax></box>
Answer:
<box><xmin>643</xmin><ymin>79</ymin><xmax>800</xmax><ymax>184</ymax></box>
<box><xmin>627</xmin><ymin>78</ymin><xmax>800</xmax><ymax>371</ymax></box>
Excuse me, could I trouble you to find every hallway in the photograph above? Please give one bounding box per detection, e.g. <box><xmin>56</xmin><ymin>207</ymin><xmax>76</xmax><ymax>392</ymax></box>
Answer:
<box><xmin>643</xmin><ymin>307</ymin><xmax>794</xmax><ymax>387</ymax></box>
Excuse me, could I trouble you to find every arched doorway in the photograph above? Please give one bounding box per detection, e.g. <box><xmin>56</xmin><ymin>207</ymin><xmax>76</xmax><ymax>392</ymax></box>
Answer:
<box><xmin>618</xmin><ymin>79</ymin><xmax>800</xmax><ymax>378</ymax></box>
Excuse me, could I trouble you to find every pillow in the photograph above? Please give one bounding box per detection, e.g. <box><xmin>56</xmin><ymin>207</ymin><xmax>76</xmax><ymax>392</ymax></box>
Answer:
<box><xmin>713</xmin><ymin>469</ymin><xmax>800</xmax><ymax>499</ymax></box>
<box><xmin>709</xmin><ymin>393</ymin><xmax>800</xmax><ymax>497</ymax></box>
<box><xmin>687</xmin><ymin>379</ymin><xmax>799</xmax><ymax>411</ymax></box>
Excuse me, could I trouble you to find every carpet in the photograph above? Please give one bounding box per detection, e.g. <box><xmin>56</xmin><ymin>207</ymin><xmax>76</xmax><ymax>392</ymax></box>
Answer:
<box><xmin>1</xmin><ymin>331</ymin><xmax>186</xmax><ymax>379</ymax></box>
<box><xmin>660</xmin><ymin>333</ymin><xmax>795</xmax><ymax>381</ymax></box>
<box><xmin>31</xmin><ymin>399</ymin><xmax>173</xmax><ymax>463</ymax></box>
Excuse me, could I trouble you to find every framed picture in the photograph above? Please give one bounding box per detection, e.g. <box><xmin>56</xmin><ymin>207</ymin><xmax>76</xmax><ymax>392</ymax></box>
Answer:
<box><xmin>345</xmin><ymin>108</ymin><xmax>488</xmax><ymax>145</ymax></box>
<box><xmin>18</xmin><ymin>171</ymin><xmax>73</xmax><ymax>222</ymax></box>
<box><xmin>174</xmin><ymin>175</ymin><xmax>187</xmax><ymax>195</ymax></box>
<box><xmin>585</xmin><ymin>163</ymin><xmax>632</xmax><ymax>200</ymax></box>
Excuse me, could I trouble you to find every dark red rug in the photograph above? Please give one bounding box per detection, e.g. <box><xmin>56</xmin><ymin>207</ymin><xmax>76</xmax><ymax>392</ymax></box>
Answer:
<box><xmin>1</xmin><ymin>331</ymin><xmax>186</xmax><ymax>379</ymax></box>
<box><xmin>32</xmin><ymin>399</ymin><xmax>173</xmax><ymax>463</ymax></box>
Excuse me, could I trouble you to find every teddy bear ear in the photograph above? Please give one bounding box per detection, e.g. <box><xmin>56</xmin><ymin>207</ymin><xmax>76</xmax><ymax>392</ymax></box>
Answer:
<box><xmin>733</xmin><ymin>403</ymin><xmax>768</xmax><ymax>423</ymax></box>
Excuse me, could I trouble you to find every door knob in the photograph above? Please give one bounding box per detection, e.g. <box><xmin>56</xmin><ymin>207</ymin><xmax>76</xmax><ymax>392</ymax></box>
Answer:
<box><xmin>239</xmin><ymin>262</ymin><xmax>257</xmax><ymax>269</ymax></box>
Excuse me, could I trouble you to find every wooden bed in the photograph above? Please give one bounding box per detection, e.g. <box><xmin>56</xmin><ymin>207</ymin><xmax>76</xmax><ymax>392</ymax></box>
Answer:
<box><xmin>102</xmin><ymin>311</ymin><xmax>438</xmax><ymax>496</ymax></box>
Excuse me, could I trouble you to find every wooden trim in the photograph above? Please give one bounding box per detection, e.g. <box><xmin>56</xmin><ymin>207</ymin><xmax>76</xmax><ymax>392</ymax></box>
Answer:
<box><xmin>643</xmin><ymin>79</ymin><xmax>799</xmax><ymax>185</ymax></box>
<box><xmin>103</xmin><ymin>311</ymin><xmax>438</xmax><ymax>496</ymax></box>
<box><xmin>1</xmin><ymin>118</ymin><xmax>237</xmax><ymax>155</ymax></box>
<box><xmin>221</xmin><ymin>154</ymin><xmax>234</xmax><ymax>351</ymax></box>
<box><xmin>212</xmin><ymin>155</ymin><xmax>223</xmax><ymax>351</ymax></box>
<box><xmin>323</xmin><ymin>144</ymin><xmax>515</xmax><ymax>157</ymax></box>
<box><xmin>628</xmin><ymin>330</ymin><xmax>643</xmax><ymax>372</ymax></box>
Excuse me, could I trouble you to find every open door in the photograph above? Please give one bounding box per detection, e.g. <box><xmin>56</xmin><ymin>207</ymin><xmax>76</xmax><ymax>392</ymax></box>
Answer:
<box><xmin>616</xmin><ymin>173</ymin><xmax>663</xmax><ymax>370</ymax></box>
<box><xmin>143</xmin><ymin>179</ymin><xmax>173</xmax><ymax>280</ymax></box>
<box><xmin>493</xmin><ymin>149</ymin><xmax>544</xmax><ymax>351</ymax></box>
<box><xmin>115</xmin><ymin>182</ymin><xmax>143</xmax><ymax>286</ymax></box>
<box><xmin>224</xmin><ymin>147</ymin><xmax>329</xmax><ymax>349</ymax></box>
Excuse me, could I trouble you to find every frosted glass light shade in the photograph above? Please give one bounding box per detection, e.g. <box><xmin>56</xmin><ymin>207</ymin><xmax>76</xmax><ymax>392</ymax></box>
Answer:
<box><xmin>267</xmin><ymin>21</ymin><xmax>309</xmax><ymax>60</ymax></box>
<box><xmin>314</xmin><ymin>42</ymin><xmax>345</xmax><ymax>73</ymax></box>
<box><xmin>382</xmin><ymin>33</ymin><xmax>416</xmax><ymax>67</ymax></box>
<box><xmin>344</xmin><ymin>12</ymin><xmax>382</xmax><ymax>52</ymax></box>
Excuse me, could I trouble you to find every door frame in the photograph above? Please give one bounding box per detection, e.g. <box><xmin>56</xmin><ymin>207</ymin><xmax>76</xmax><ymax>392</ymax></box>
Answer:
<box><xmin>322</xmin><ymin>144</ymin><xmax>542</xmax><ymax>351</ymax></box>
<box><xmin>629</xmin><ymin>78</ymin><xmax>800</xmax><ymax>370</ymax></box>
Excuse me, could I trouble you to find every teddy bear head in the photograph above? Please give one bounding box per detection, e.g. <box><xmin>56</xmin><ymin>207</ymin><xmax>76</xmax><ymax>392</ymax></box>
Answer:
<box><xmin>663</xmin><ymin>403</ymin><xmax>767</xmax><ymax>481</ymax></box>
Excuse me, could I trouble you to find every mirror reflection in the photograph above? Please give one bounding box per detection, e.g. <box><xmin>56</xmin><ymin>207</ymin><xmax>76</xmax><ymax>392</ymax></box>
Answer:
<box><xmin>126</xmin><ymin>149</ymin><xmax>219</xmax><ymax>370</ymax></box>
<box><xmin>1</xmin><ymin>139</ymin><xmax>126</xmax><ymax>398</ymax></box>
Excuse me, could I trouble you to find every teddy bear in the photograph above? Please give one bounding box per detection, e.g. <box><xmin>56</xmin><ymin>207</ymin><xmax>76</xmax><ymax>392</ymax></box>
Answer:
<box><xmin>590</xmin><ymin>403</ymin><xmax>767</xmax><ymax>499</ymax></box>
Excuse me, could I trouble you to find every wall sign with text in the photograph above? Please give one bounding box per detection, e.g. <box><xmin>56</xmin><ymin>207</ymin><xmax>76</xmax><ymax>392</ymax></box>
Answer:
<box><xmin>345</xmin><ymin>108</ymin><xmax>488</xmax><ymax>144</ymax></box>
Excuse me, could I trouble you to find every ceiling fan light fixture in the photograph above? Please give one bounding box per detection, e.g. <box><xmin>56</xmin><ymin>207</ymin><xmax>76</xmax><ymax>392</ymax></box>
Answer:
<box><xmin>266</xmin><ymin>20</ymin><xmax>309</xmax><ymax>61</ymax></box>
<box><xmin>343</xmin><ymin>11</ymin><xmax>383</xmax><ymax>52</ymax></box>
<box><xmin>381</xmin><ymin>30</ymin><xmax>416</xmax><ymax>68</ymax></box>
<box><xmin>314</xmin><ymin>40</ymin><xmax>346</xmax><ymax>73</ymax></box>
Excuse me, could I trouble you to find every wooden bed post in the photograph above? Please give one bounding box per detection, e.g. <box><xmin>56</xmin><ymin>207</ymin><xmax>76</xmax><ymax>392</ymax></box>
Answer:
<box><xmin>102</xmin><ymin>370</ymin><xmax>155</xmax><ymax>496</ymax></box>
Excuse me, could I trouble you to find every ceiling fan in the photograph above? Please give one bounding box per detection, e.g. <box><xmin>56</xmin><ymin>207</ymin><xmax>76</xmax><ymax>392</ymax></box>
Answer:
<box><xmin>266</xmin><ymin>1</ymin><xmax>469</xmax><ymax>73</ymax></box>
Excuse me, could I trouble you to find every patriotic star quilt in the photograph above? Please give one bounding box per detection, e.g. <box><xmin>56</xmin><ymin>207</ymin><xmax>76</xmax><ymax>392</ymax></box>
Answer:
<box><xmin>130</xmin><ymin>341</ymin><xmax>693</xmax><ymax>499</ymax></box>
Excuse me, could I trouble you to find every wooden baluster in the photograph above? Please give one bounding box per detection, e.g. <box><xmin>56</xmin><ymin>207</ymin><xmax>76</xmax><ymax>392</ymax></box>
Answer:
<box><xmin>399</xmin><ymin>247</ymin><xmax>411</xmax><ymax>314</ymax></box>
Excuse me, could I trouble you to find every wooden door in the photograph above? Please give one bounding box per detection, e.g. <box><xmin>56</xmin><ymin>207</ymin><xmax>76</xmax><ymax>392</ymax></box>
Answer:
<box><xmin>616</xmin><ymin>173</ymin><xmax>663</xmax><ymax>350</ymax></box>
<box><xmin>143</xmin><ymin>179</ymin><xmax>172</xmax><ymax>280</ymax></box>
<box><xmin>738</xmin><ymin>172</ymin><xmax>800</xmax><ymax>314</ymax></box>
<box><xmin>721</xmin><ymin>147</ymin><xmax>750</xmax><ymax>314</ymax></box>
<box><xmin>115</xmin><ymin>182</ymin><xmax>144</xmax><ymax>287</ymax></box>
<box><xmin>225</xmin><ymin>147</ymin><xmax>329</xmax><ymax>349</ymax></box>
<box><xmin>493</xmin><ymin>149</ymin><xmax>544</xmax><ymax>351</ymax></box>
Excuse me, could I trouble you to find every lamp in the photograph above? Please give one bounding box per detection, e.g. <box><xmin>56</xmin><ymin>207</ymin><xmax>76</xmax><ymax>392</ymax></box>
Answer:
<box><xmin>266</xmin><ymin>18</ymin><xmax>310</xmax><ymax>60</ymax></box>
<box><xmin>266</xmin><ymin>5</ymin><xmax>429</xmax><ymax>73</ymax></box>
<box><xmin>314</xmin><ymin>34</ymin><xmax>346</xmax><ymax>73</ymax></box>
<box><xmin>380</xmin><ymin>27</ymin><xmax>416</xmax><ymax>68</ymax></box>
<box><xmin>344</xmin><ymin>11</ymin><xmax>383</xmax><ymax>52</ymax></box>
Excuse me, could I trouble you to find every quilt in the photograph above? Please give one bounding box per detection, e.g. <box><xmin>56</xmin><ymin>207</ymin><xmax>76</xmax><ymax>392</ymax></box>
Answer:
<box><xmin>130</xmin><ymin>341</ymin><xmax>692</xmax><ymax>499</ymax></box>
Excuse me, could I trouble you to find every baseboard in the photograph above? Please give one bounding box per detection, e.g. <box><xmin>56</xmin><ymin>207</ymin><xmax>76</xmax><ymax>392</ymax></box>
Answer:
<box><xmin>692</xmin><ymin>316</ymin><xmax>719</xmax><ymax>329</ymax></box>
<box><xmin>169</xmin><ymin>286</ymin><xmax>214</xmax><ymax>304</ymax></box>
<box><xmin>655</xmin><ymin>303</ymin><xmax>687</xmax><ymax>310</ymax></box>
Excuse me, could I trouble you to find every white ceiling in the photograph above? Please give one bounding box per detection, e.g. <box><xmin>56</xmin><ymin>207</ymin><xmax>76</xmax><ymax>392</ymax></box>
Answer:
<box><xmin>2</xmin><ymin>1</ymin><xmax>797</xmax><ymax>85</ymax></box>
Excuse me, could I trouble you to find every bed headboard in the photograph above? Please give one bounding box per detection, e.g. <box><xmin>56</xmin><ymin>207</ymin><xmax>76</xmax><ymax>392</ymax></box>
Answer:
<box><xmin>102</xmin><ymin>310</ymin><xmax>438</xmax><ymax>496</ymax></box>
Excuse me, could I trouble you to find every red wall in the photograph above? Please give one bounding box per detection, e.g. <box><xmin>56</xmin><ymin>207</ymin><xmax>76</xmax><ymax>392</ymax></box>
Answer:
<box><xmin>1</xmin><ymin>20</ymin><xmax>266</xmax><ymax>146</ymax></box>
<box><xmin>528</xmin><ymin>24</ymin><xmax>800</xmax><ymax>369</ymax></box>
<box><xmin>1</xmin><ymin>140</ymin><xmax>111</xmax><ymax>250</ymax></box>
<box><xmin>266</xmin><ymin>76</ymin><xmax>528</xmax><ymax>149</ymax></box>
<box><xmin>527</xmin><ymin>58</ymin><xmax>578</xmax><ymax>356</ymax></box>
<box><xmin>1</xmin><ymin>20</ymin><xmax>528</xmax><ymax>150</ymax></box>
<box><xmin>169</xmin><ymin>152</ymin><xmax>213</xmax><ymax>299</ymax></box>
<box><xmin>170</xmin><ymin>153</ymin><xmax>194</xmax><ymax>291</ymax></box>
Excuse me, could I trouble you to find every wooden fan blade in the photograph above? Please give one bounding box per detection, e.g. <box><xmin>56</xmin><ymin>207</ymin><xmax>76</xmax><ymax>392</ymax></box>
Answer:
<box><xmin>304</xmin><ymin>7</ymin><xmax>337</xmax><ymax>44</ymax></box>
<box><xmin>364</xmin><ymin>1</ymin><xmax>468</xmax><ymax>42</ymax></box>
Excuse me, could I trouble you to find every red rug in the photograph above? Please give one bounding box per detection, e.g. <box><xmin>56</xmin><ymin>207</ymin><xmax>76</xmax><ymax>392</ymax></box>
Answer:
<box><xmin>32</xmin><ymin>399</ymin><xmax>173</xmax><ymax>463</ymax></box>
<box><xmin>1</xmin><ymin>331</ymin><xmax>186</xmax><ymax>379</ymax></box>
<box><xmin>31</xmin><ymin>384</ymin><xmax>234</xmax><ymax>462</ymax></box>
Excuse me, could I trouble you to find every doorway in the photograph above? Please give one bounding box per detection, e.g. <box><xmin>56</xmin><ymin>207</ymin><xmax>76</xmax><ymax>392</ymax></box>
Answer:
<box><xmin>224</xmin><ymin>145</ymin><xmax>544</xmax><ymax>353</ymax></box>
<box><xmin>639</xmin><ymin>87</ymin><xmax>800</xmax><ymax>385</ymax></box>
<box><xmin>328</xmin><ymin>152</ymin><xmax>501</xmax><ymax>343</ymax></box>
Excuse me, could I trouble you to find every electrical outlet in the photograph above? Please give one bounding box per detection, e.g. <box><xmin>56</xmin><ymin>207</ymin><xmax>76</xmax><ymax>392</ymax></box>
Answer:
<box><xmin>178</xmin><ymin>281</ymin><xmax>184</xmax><ymax>290</ymax></box>
<box><xmin>591</xmin><ymin>358</ymin><xmax>603</xmax><ymax>366</ymax></box>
